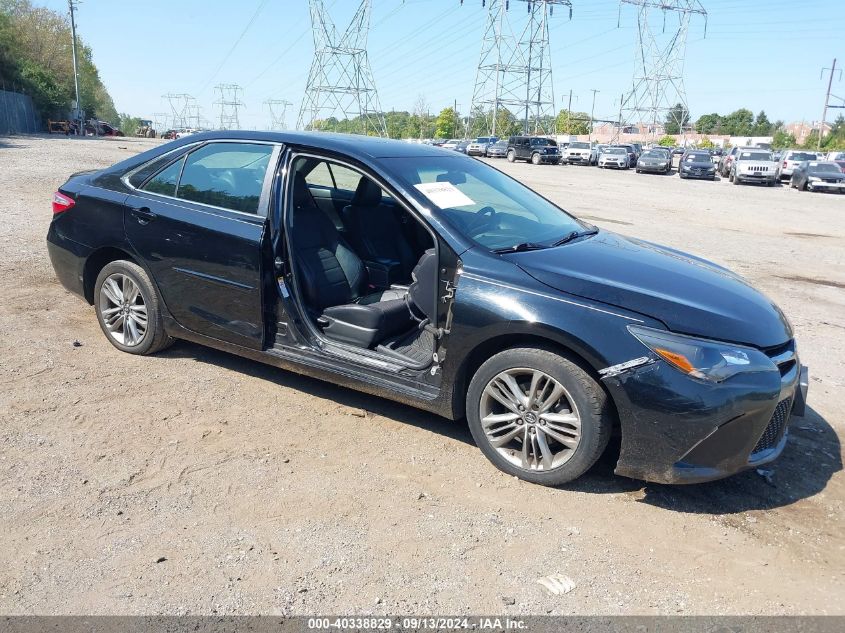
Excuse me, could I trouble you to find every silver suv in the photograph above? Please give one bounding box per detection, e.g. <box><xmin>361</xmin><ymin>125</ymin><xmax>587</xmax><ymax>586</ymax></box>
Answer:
<box><xmin>777</xmin><ymin>150</ymin><xmax>819</xmax><ymax>181</ymax></box>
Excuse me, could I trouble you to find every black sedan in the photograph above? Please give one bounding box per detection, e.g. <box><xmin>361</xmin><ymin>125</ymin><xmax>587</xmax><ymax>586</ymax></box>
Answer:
<box><xmin>635</xmin><ymin>149</ymin><xmax>672</xmax><ymax>174</ymax></box>
<box><xmin>678</xmin><ymin>150</ymin><xmax>717</xmax><ymax>180</ymax></box>
<box><xmin>46</xmin><ymin>131</ymin><xmax>807</xmax><ymax>486</ymax></box>
<box><xmin>790</xmin><ymin>160</ymin><xmax>845</xmax><ymax>193</ymax></box>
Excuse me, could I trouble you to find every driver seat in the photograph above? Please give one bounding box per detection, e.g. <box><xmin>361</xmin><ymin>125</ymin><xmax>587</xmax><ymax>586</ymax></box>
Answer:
<box><xmin>290</xmin><ymin>173</ymin><xmax>409</xmax><ymax>348</ymax></box>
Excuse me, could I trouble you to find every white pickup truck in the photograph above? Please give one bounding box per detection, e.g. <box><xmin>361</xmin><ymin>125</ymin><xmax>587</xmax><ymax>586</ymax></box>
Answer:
<box><xmin>730</xmin><ymin>148</ymin><xmax>778</xmax><ymax>186</ymax></box>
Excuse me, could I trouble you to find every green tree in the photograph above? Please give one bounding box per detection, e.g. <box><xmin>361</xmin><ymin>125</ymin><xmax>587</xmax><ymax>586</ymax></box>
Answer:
<box><xmin>772</xmin><ymin>128</ymin><xmax>797</xmax><ymax>149</ymax></box>
<box><xmin>658</xmin><ymin>134</ymin><xmax>676</xmax><ymax>147</ymax></box>
<box><xmin>697</xmin><ymin>137</ymin><xmax>715</xmax><ymax>149</ymax></box>
<box><xmin>555</xmin><ymin>109</ymin><xmax>590</xmax><ymax>135</ymax></box>
<box><xmin>752</xmin><ymin>110</ymin><xmax>773</xmax><ymax>136</ymax></box>
<box><xmin>720</xmin><ymin>108</ymin><xmax>754</xmax><ymax>136</ymax></box>
<box><xmin>695</xmin><ymin>113</ymin><xmax>721</xmax><ymax>134</ymax></box>
<box><xmin>434</xmin><ymin>107</ymin><xmax>457</xmax><ymax>139</ymax></box>
<box><xmin>664</xmin><ymin>103</ymin><xmax>690</xmax><ymax>135</ymax></box>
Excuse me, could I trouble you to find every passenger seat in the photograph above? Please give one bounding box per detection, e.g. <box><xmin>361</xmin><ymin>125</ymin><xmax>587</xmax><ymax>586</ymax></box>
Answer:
<box><xmin>290</xmin><ymin>173</ymin><xmax>410</xmax><ymax>349</ymax></box>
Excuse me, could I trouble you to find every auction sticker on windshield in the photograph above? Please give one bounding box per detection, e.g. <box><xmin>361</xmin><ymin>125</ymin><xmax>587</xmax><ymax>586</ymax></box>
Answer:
<box><xmin>414</xmin><ymin>182</ymin><xmax>475</xmax><ymax>208</ymax></box>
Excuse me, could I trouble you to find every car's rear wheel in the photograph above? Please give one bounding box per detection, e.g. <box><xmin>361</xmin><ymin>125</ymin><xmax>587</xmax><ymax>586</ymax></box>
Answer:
<box><xmin>94</xmin><ymin>260</ymin><xmax>173</xmax><ymax>355</ymax></box>
<box><xmin>507</xmin><ymin>150</ymin><xmax>515</xmax><ymax>162</ymax></box>
<box><xmin>466</xmin><ymin>347</ymin><xmax>612</xmax><ymax>486</ymax></box>
<box><xmin>531</xmin><ymin>153</ymin><xmax>541</xmax><ymax>165</ymax></box>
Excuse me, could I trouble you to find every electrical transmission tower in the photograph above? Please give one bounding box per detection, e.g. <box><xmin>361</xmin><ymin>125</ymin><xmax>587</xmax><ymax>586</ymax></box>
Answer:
<box><xmin>162</xmin><ymin>93</ymin><xmax>196</xmax><ymax>129</ymax></box>
<box><xmin>214</xmin><ymin>83</ymin><xmax>244</xmax><ymax>130</ymax></box>
<box><xmin>297</xmin><ymin>0</ymin><xmax>387</xmax><ymax>136</ymax></box>
<box><xmin>466</xmin><ymin>0</ymin><xmax>572</xmax><ymax>137</ymax></box>
<box><xmin>616</xmin><ymin>0</ymin><xmax>706</xmax><ymax>143</ymax></box>
<box><xmin>152</xmin><ymin>112</ymin><xmax>169</xmax><ymax>135</ymax></box>
<box><xmin>264</xmin><ymin>99</ymin><xmax>293</xmax><ymax>130</ymax></box>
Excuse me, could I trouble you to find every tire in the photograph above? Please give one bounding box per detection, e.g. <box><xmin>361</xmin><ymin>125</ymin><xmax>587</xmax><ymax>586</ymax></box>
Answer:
<box><xmin>94</xmin><ymin>260</ymin><xmax>173</xmax><ymax>355</ymax></box>
<box><xmin>466</xmin><ymin>347</ymin><xmax>613</xmax><ymax>486</ymax></box>
<box><xmin>732</xmin><ymin>172</ymin><xmax>740</xmax><ymax>185</ymax></box>
<box><xmin>635</xmin><ymin>169</ymin><xmax>641</xmax><ymax>174</ymax></box>
<box><xmin>506</xmin><ymin>150</ymin><xmax>515</xmax><ymax>163</ymax></box>
<box><xmin>531</xmin><ymin>153</ymin><xmax>541</xmax><ymax>165</ymax></box>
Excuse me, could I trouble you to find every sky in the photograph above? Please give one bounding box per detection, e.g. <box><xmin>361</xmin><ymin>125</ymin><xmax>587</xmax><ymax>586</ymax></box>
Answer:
<box><xmin>40</xmin><ymin>0</ymin><xmax>845</xmax><ymax>130</ymax></box>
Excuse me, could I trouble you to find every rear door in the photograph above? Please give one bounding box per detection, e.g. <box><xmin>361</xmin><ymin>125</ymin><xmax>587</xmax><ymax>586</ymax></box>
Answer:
<box><xmin>125</xmin><ymin>141</ymin><xmax>280</xmax><ymax>349</ymax></box>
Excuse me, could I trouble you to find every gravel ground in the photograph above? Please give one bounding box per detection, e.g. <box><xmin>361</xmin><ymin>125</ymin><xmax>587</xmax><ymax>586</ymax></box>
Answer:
<box><xmin>0</xmin><ymin>135</ymin><xmax>843</xmax><ymax>616</ymax></box>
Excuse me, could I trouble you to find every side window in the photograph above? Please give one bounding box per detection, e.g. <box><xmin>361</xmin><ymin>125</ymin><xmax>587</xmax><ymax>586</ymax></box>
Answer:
<box><xmin>141</xmin><ymin>156</ymin><xmax>185</xmax><ymax>197</ymax></box>
<box><xmin>304</xmin><ymin>162</ymin><xmax>335</xmax><ymax>188</ymax></box>
<box><xmin>329</xmin><ymin>163</ymin><xmax>363</xmax><ymax>192</ymax></box>
<box><xmin>177</xmin><ymin>142</ymin><xmax>273</xmax><ymax>214</ymax></box>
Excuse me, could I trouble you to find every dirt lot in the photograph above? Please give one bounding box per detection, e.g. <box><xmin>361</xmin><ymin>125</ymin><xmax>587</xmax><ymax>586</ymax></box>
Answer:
<box><xmin>1</xmin><ymin>135</ymin><xmax>843</xmax><ymax>616</ymax></box>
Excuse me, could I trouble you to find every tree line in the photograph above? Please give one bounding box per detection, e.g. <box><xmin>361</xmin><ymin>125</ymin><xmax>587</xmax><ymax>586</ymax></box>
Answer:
<box><xmin>0</xmin><ymin>0</ymin><xmax>118</xmax><ymax>125</ymax></box>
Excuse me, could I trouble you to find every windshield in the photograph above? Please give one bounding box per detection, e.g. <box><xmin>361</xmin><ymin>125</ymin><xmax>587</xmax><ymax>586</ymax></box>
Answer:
<box><xmin>641</xmin><ymin>150</ymin><xmax>666</xmax><ymax>159</ymax></box>
<box><xmin>531</xmin><ymin>138</ymin><xmax>556</xmax><ymax>146</ymax></box>
<box><xmin>493</xmin><ymin>140</ymin><xmax>508</xmax><ymax>147</ymax></box>
<box><xmin>384</xmin><ymin>156</ymin><xmax>585</xmax><ymax>251</ymax></box>
<box><xmin>788</xmin><ymin>152</ymin><xmax>816</xmax><ymax>161</ymax></box>
<box><xmin>569</xmin><ymin>142</ymin><xmax>590</xmax><ymax>149</ymax></box>
<box><xmin>604</xmin><ymin>148</ymin><xmax>626</xmax><ymax>155</ymax></box>
<box><xmin>474</xmin><ymin>137</ymin><xmax>492</xmax><ymax>144</ymax></box>
<box><xmin>685</xmin><ymin>153</ymin><xmax>710</xmax><ymax>161</ymax></box>
<box><xmin>809</xmin><ymin>163</ymin><xmax>840</xmax><ymax>173</ymax></box>
<box><xmin>739</xmin><ymin>151</ymin><xmax>772</xmax><ymax>161</ymax></box>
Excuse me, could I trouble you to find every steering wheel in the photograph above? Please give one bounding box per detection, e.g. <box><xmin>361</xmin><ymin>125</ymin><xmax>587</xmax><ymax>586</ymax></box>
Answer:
<box><xmin>465</xmin><ymin>206</ymin><xmax>497</xmax><ymax>236</ymax></box>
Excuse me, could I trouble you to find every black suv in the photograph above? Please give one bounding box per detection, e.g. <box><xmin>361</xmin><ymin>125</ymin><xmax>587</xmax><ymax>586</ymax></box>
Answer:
<box><xmin>506</xmin><ymin>136</ymin><xmax>561</xmax><ymax>165</ymax></box>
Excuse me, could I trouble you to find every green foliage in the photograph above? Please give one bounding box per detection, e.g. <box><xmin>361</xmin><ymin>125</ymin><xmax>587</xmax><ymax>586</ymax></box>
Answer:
<box><xmin>0</xmin><ymin>0</ymin><xmax>119</xmax><ymax>124</ymax></box>
<box><xmin>664</xmin><ymin>103</ymin><xmax>690</xmax><ymax>135</ymax></box>
<box><xmin>697</xmin><ymin>137</ymin><xmax>715</xmax><ymax>149</ymax></box>
<box><xmin>118</xmin><ymin>113</ymin><xmax>143</xmax><ymax>137</ymax></box>
<box><xmin>434</xmin><ymin>107</ymin><xmax>457</xmax><ymax>139</ymax></box>
<box><xmin>555</xmin><ymin>109</ymin><xmax>590</xmax><ymax>135</ymax></box>
<box><xmin>658</xmin><ymin>135</ymin><xmax>676</xmax><ymax>147</ymax></box>
<box><xmin>695</xmin><ymin>113</ymin><xmax>722</xmax><ymax>134</ymax></box>
<box><xmin>718</xmin><ymin>109</ymin><xmax>754</xmax><ymax>136</ymax></box>
<box><xmin>772</xmin><ymin>128</ymin><xmax>797</xmax><ymax>149</ymax></box>
<box><xmin>752</xmin><ymin>111</ymin><xmax>773</xmax><ymax>136</ymax></box>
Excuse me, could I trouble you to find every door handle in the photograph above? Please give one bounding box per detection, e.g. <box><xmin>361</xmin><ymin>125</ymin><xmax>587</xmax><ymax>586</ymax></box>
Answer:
<box><xmin>130</xmin><ymin>206</ymin><xmax>157</xmax><ymax>225</ymax></box>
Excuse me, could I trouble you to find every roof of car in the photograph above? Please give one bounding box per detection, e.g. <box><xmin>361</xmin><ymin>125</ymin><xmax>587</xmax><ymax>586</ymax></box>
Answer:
<box><xmin>167</xmin><ymin>129</ymin><xmax>451</xmax><ymax>159</ymax></box>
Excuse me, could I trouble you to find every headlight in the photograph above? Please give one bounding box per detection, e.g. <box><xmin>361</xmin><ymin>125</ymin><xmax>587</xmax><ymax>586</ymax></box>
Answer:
<box><xmin>627</xmin><ymin>325</ymin><xmax>777</xmax><ymax>383</ymax></box>
<box><xmin>808</xmin><ymin>176</ymin><xmax>821</xmax><ymax>182</ymax></box>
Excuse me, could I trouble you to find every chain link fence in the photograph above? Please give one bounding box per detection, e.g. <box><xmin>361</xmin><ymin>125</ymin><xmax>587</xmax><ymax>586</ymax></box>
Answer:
<box><xmin>0</xmin><ymin>89</ymin><xmax>40</xmax><ymax>135</ymax></box>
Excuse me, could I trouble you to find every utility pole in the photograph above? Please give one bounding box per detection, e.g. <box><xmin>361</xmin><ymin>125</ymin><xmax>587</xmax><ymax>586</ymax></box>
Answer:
<box><xmin>68</xmin><ymin>0</ymin><xmax>82</xmax><ymax>134</ymax></box>
<box><xmin>588</xmin><ymin>89</ymin><xmax>599</xmax><ymax>141</ymax></box>
<box><xmin>819</xmin><ymin>58</ymin><xmax>840</xmax><ymax>150</ymax></box>
<box><xmin>566</xmin><ymin>89</ymin><xmax>573</xmax><ymax>134</ymax></box>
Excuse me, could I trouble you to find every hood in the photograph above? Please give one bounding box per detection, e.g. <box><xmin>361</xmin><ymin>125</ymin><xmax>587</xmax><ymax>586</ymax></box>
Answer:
<box><xmin>510</xmin><ymin>231</ymin><xmax>792</xmax><ymax>348</ymax></box>
<box><xmin>809</xmin><ymin>170</ymin><xmax>845</xmax><ymax>180</ymax></box>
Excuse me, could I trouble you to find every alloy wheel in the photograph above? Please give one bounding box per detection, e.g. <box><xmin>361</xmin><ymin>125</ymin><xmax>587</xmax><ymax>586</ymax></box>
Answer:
<box><xmin>479</xmin><ymin>368</ymin><xmax>581</xmax><ymax>471</ymax></box>
<box><xmin>98</xmin><ymin>273</ymin><xmax>148</xmax><ymax>346</ymax></box>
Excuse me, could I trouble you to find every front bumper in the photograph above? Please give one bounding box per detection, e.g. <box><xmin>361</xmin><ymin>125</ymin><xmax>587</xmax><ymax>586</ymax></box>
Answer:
<box><xmin>808</xmin><ymin>181</ymin><xmax>845</xmax><ymax>192</ymax></box>
<box><xmin>537</xmin><ymin>154</ymin><xmax>560</xmax><ymax>164</ymax></box>
<box><xmin>599</xmin><ymin>161</ymin><xmax>626</xmax><ymax>169</ymax></box>
<box><xmin>602</xmin><ymin>352</ymin><xmax>805</xmax><ymax>484</ymax></box>
<box><xmin>736</xmin><ymin>172</ymin><xmax>775</xmax><ymax>184</ymax></box>
<box><xmin>681</xmin><ymin>168</ymin><xmax>716</xmax><ymax>179</ymax></box>
<box><xmin>466</xmin><ymin>147</ymin><xmax>485</xmax><ymax>156</ymax></box>
<box><xmin>566</xmin><ymin>154</ymin><xmax>591</xmax><ymax>164</ymax></box>
<box><xmin>638</xmin><ymin>163</ymin><xmax>670</xmax><ymax>173</ymax></box>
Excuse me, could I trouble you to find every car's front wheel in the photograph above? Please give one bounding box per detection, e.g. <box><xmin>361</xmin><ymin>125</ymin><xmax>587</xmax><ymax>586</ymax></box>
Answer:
<box><xmin>506</xmin><ymin>150</ymin><xmax>515</xmax><ymax>162</ymax></box>
<box><xmin>531</xmin><ymin>153</ymin><xmax>541</xmax><ymax>165</ymax></box>
<box><xmin>94</xmin><ymin>260</ymin><xmax>173</xmax><ymax>355</ymax></box>
<box><xmin>466</xmin><ymin>347</ymin><xmax>613</xmax><ymax>486</ymax></box>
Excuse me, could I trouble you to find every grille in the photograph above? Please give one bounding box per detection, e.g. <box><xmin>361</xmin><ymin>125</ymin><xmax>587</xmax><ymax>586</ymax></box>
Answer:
<box><xmin>748</xmin><ymin>165</ymin><xmax>769</xmax><ymax>172</ymax></box>
<box><xmin>752</xmin><ymin>397</ymin><xmax>792</xmax><ymax>454</ymax></box>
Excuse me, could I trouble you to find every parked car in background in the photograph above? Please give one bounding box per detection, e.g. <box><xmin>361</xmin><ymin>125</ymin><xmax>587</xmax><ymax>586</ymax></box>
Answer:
<box><xmin>454</xmin><ymin>140</ymin><xmax>470</xmax><ymax>154</ymax></box>
<box><xmin>617</xmin><ymin>144</ymin><xmax>639</xmax><ymax>167</ymax></box>
<box><xmin>564</xmin><ymin>141</ymin><xmax>597</xmax><ymax>165</ymax></box>
<box><xmin>834</xmin><ymin>160</ymin><xmax>845</xmax><ymax>174</ymax></box>
<box><xmin>486</xmin><ymin>139</ymin><xmax>509</xmax><ymax>158</ymax></box>
<box><xmin>467</xmin><ymin>136</ymin><xmax>498</xmax><ymax>156</ymax></box>
<box><xmin>672</xmin><ymin>147</ymin><xmax>686</xmax><ymax>156</ymax></box>
<box><xmin>790</xmin><ymin>161</ymin><xmax>845</xmax><ymax>193</ymax></box>
<box><xmin>630</xmin><ymin>143</ymin><xmax>643</xmax><ymax>158</ymax></box>
<box><xmin>598</xmin><ymin>146</ymin><xmax>630</xmax><ymax>169</ymax></box>
<box><xmin>679</xmin><ymin>150</ymin><xmax>717</xmax><ymax>180</ymax></box>
<box><xmin>46</xmin><ymin>130</ymin><xmax>806</xmax><ymax>486</ymax></box>
<box><xmin>635</xmin><ymin>148</ymin><xmax>672</xmax><ymax>174</ymax></box>
<box><xmin>825</xmin><ymin>151</ymin><xmax>845</xmax><ymax>162</ymax></box>
<box><xmin>777</xmin><ymin>150</ymin><xmax>819</xmax><ymax>181</ymax></box>
<box><xmin>506</xmin><ymin>136</ymin><xmax>561</xmax><ymax>165</ymax></box>
<box><xmin>441</xmin><ymin>139</ymin><xmax>461</xmax><ymax>151</ymax></box>
<box><xmin>730</xmin><ymin>148</ymin><xmax>778</xmax><ymax>186</ymax></box>
<box><xmin>718</xmin><ymin>146</ymin><xmax>745</xmax><ymax>177</ymax></box>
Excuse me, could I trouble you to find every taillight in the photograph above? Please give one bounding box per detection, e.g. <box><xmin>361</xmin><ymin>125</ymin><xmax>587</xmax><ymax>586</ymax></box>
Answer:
<box><xmin>782</xmin><ymin>161</ymin><xmax>787</xmax><ymax>168</ymax></box>
<box><xmin>52</xmin><ymin>191</ymin><xmax>75</xmax><ymax>215</ymax></box>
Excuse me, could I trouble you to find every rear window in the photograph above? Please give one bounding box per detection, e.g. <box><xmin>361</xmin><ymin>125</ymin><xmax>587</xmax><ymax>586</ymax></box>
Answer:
<box><xmin>788</xmin><ymin>152</ymin><xmax>816</xmax><ymax>161</ymax></box>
